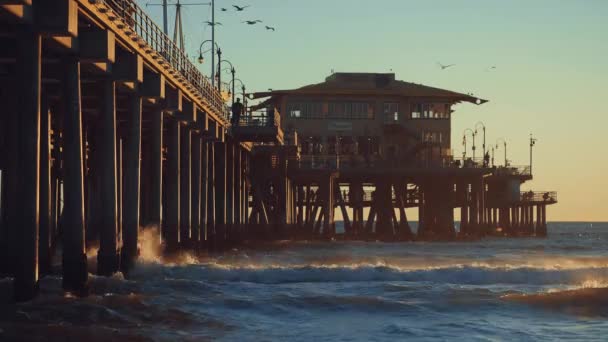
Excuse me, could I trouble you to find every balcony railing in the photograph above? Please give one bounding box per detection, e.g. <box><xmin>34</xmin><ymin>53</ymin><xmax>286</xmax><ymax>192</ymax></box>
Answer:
<box><xmin>236</xmin><ymin>108</ymin><xmax>281</xmax><ymax>128</ymax></box>
<box><xmin>93</xmin><ymin>0</ymin><xmax>230</xmax><ymax>121</ymax></box>
<box><xmin>520</xmin><ymin>191</ymin><xmax>557</xmax><ymax>203</ymax></box>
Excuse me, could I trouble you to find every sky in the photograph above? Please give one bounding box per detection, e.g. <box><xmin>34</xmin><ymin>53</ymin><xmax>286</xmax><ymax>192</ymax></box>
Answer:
<box><xmin>137</xmin><ymin>0</ymin><xmax>608</xmax><ymax>221</ymax></box>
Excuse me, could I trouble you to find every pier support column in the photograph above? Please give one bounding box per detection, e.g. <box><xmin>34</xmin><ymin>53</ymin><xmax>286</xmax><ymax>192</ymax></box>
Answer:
<box><xmin>215</xmin><ymin>142</ymin><xmax>227</xmax><ymax>245</ymax></box>
<box><xmin>226</xmin><ymin>141</ymin><xmax>234</xmax><ymax>240</ymax></box>
<box><xmin>165</xmin><ymin>118</ymin><xmax>180</xmax><ymax>251</ymax></box>
<box><xmin>39</xmin><ymin>97</ymin><xmax>52</xmax><ymax>277</ymax></box>
<box><xmin>235</xmin><ymin>146</ymin><xmax>242</xmax><ymax>232</ymax></box>
<box><xmin>62</xmin><ymin>56</ymin><xmax>88</xmax><ymax>295</ymax></box>
<box><xmin>149</xmin><ymin>109</ymin><xmax>163</xmax><ymax>229</ymax></box>
<box><xmin>97</xmin><ymin>78</ymin><xmax>120</xmax><ymax>276</ymax></box>
<box><xmin>121</xmin><ymin>94</ymin><xmax>142</xmax><ymax>272</ymax></box>
<box><xmin>200</xmin><ymin>140</ymin><xmax>208</xmax><ymax>247</ymax></box>
<box><xmin>11</xmin><ymin>30</ymin><xmax>42</xmax><ymax>300</ymax></box>
<box><xmin>538</xmin><ymin>205</ymin><xmax>547</xmax><ymax>236</ymax></box>
<box><xmin>180</xmin><ymin>124</ymin><xmax>191</xmax><ymax>247</ymax></box>
<box><xmin>322</xmin><ymin>175</ymin><xmax>335</xmax><ymax>238</ymax></box>
<box><xmin>375</xmin><ymin>180</ymin><xmax>394</xmax><ymax>239</ymax></box>
<box><xmin>207</xmin><ymin>142</ymin><xmax>216</xmax><ymax>248</ymax></box>
<box><xmin>191</xmin><ymin>135</ymin><xmax>202</xmax><ymax>247</ymax></box>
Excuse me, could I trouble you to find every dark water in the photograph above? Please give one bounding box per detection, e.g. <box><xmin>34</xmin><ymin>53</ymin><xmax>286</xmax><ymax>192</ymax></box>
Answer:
<box><xmin>2</xmin><ymin>222</ymin><xmax>608</xmax><ymax>341</ymax></box>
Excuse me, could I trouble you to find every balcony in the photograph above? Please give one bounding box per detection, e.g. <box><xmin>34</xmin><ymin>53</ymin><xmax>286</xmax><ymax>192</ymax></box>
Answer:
<box><xmin>519</xmin><ymin>191</ymin><xmax>558</xmax><ymax>204</ymax></box>
<box><xmin>231</xmin><ymin>107</ymin><xmax>284</xmax><ymax>144</ymax></box>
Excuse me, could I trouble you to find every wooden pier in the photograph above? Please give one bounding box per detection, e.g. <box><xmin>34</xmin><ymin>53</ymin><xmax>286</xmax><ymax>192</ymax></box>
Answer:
<box><xmin>0</xmin><ymin>0</ymin><xmax>556</xmax><ymax>302</ymax></box>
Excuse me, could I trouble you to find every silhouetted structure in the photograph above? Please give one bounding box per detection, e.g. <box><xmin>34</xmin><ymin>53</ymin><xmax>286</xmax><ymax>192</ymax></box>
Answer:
<box><xmin>249</xmin><ymin>73</ymin><xmax>556</xmax><ymax>240</ymax></box>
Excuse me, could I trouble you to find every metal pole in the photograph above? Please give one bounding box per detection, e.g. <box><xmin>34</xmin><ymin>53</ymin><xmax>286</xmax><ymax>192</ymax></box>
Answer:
<box><xmin>231</xmin><ymin>68</ymin><xmax>235</xmax><ymax>106</ymax></box>
<box><xmin>163</xmin><ymin>0</ymin><xmax>168</xmax><ymax>35</ymax></box>
<box><xmin>211</xmin><ymin>0</ymin><xmax>215</xmax><ymax>88</ymax></box>
<box><xmin>217</xmin><ymin>48</ymin><xmax>222</xmax><ymax>92</ymax></box>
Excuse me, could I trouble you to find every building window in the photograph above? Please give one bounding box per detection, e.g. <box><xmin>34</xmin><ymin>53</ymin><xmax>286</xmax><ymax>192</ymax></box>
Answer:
<box><xmin>287</xmin><ymin>102</ymin><xmax>324</xmax><ymax>119</ymax></box>
<box><xmin>384</xmin><ymin>102</ymin><xmax>399</xmax><ymax>122</ymax></box>
<box><xmin>328</xmin><ymin>102</ymin><xmax>374</xmax><ymax>119</ymax></box>
<box><xmin>411</xmin><ymin>103</ymin><xmax>451</xmax><ymax>119</ymax></box>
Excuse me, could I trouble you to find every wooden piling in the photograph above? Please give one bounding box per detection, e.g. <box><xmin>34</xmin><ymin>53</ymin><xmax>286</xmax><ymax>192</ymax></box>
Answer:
<box><xmin>121</xmin><ymin>94</ymin><xmax>142</xmax><ymax>272</ymax></box>
<box><xmin>61</xmin><ymin>56</ymin><xmax>89</xmax><ymax>295</ymax></box>
<box><xmin>97</xmin><ymin>78</ymin><xmax>120</xmax><ymax>276</ymax></box>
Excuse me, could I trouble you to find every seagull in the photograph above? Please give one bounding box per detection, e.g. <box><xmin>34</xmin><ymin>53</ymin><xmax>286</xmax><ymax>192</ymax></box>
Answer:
<box><xmin>233</xmin><ymin>5</ymin><xmax>250</xmax><ymax>11</ymax></box>
<box><xmin>265</xmin><ymin>25</ymin><xmax>276</xmax><ymax>31</ymax></box>
<box><xmin>485</xmin><ymin>66</ymin><xmax>497</xmax><ymax>72</ymax></box>
<box><xmin>243</xmin><ymin>20</ymin><xmax>262</xmax><ymax>25</ymax></box>
<box><xmin>204</xmin><ymin>21</ymin><xmax>222</xmax><ymax>26</ymax></box>
<box><xmin>221</xmin><ymin>7</ymin><xmax>228</xmax><ymax>11</ymax></box>
<box><xmin>437</xmin><ymin>62</ymin><xmax>455</xmax><ymax>70</ymax></box>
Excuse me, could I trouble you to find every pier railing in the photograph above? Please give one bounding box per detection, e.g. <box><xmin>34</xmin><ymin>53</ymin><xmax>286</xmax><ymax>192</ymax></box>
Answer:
<box><xmin>519</xmin><ymin>191</ymin><xmax>557</xmax><ymax>203</ymax></box>
<box><xmin>237</xmin><ymin>108</ymin><xmax>281</xmax><ymax>128</ymax></box>
<box><xmin>94</xmin><ymin>0</ymin><xmax>230</xmax><ymax>121</ymax></box>
<box><xmin>494</xmin><ymin>165</ymin><xmax>531</xmax><ymax>177</ymax></box>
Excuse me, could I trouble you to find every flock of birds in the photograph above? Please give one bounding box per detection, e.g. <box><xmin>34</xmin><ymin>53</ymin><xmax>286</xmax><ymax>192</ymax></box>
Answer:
<box><xmin>204</xmin><ymin>4</ymin><xmax>276</xmax><ymax>32</ymax></box>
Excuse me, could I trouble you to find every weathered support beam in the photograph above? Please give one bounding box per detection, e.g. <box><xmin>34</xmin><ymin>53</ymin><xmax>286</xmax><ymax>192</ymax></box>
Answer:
<box><xmin>214</xmin><ymin>142</ymin><xmax>226</xmax><ymax>245</ymax></box>
<box><xmin>207</xmin><ymin>142</ymin><xmax>216</xmax><ymax>246</ymax></box>
<box><xmin>200</xmin><ymin>140</ymin><xmax>208</xmax><ymax>245</ymax></box>
<box><xmin>322</xmin><ymin>176</ymin><xmax>335</xmax><ymax>237</ymax></box>
<box><xmin>62</xmin><ymin>55</ymin><xmax>88</xmax><ymax>295</ymax></box>
<box><xmin>149</xmin><ymin>108</ymin><xmax>163</xmax><ymax>229</ymax></box>
<box><xmin>121</xmin><ymin>94</ymin><xmax>142</xmax><ymax>272</ymax></box>
<box><xmin>11</xmin><ymin>29</ymin><xmax>41</xmax><ymax>301</ymax></box>
<box><xmin>97</xmin><ymin>78</ymin><xmax>120</xmax><ymax>276</ymax></box>
<box><xmin>165</xmin><ymin>118</ymin><xmax>180</xmax><ymax>251</ymax></box>
<box><xmin>179</xmin><ymin>124</ymin><xmax>191</xmax><ymax>246</ymax></box>
<box><xmin>225</xmin><ymin>141</ymin><xmax>234</xmax><ymax>239</ymax></box>
<box><xmin>39</xmin><ymin>95</ymin><xmax>51</xmax><ymax>276</ymax></box>
<box><xmin>234</xmin><ymin>146</ymin><xmax>242</xmax><ymax>228</ymax></box>
<box><xmin>337</xmin><ymin>186</ymin><xmax>351</xmax><ymax>234</ymax></box>
<box><xmin>191</xmin><ymin>135</ymin><xmax>201</xmax><ymax>247</ymax></box>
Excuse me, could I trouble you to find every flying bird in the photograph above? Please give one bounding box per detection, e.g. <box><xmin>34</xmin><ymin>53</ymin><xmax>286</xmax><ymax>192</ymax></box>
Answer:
<box><xmin>437</xmin><ymin>62</ymin><xmax>455</xmax><ymax>70</ymax></box>
<box><xmin>204</xmin><ymin>21</ymin><xmax>222</xmax><ymax>26</ymax></box>
<box><xmin>265</xmin><ymin>25</ymin><xmax>276</xmax><ymax>31</ymax></box>
<box><xmin>221</xmin><ymin>7</ymin><xmax>228</xmax><ymax>11</ymax></box>
<box><xmin>243</xmin><ymin>20</ymin><xmax>262</xmax><ymax>25</ymax></box>
<box><xmin>233</xmin><ymin>5</ymin><xmax>250</xmax><ymax>11</ymax></box>
<box><xmin>485</xmin><ymin>66</ymin><xmax>497</xmax><ymax>72</ymax></box>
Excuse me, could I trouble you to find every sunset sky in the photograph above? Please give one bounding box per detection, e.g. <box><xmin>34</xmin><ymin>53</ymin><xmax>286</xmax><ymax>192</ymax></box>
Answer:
<box><xmin>140</xmin><ymin>0</ymin><xmax>608</xmax><ymax>221</ymax></box>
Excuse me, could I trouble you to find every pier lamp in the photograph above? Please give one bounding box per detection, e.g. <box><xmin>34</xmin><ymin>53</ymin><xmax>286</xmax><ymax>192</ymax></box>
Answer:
<box><xmin>219</xmin><ymin>60</ymin><xmax>236</xmax><ymax>105</ymax></box>
<box><xmin>462</xmin><ymin>128</ymin><xmax>475</xmax><ymax>163</ymax></box>
<box><xmin>475</xmin><ymin>121</ymin><xmax>486</xmax><ymax>161</ymax></box>
<box><xmin>198</xmin><ymin>40</ymin><xmax>221</xmax><ymax>87</ymax></box>
<box><xmin>496</xmin><ymin>138</ymin><xmax>507</xmax><ymax>167</ymax></box>
<box><xmin>229</xmin><ymin>78</ymin><xmax>246</xmax><ymax>110</ymax></box>
<box><xmin>529</xmin><ymin>134</ymin><xmax>537</xmax><ymax>175</ymax></box>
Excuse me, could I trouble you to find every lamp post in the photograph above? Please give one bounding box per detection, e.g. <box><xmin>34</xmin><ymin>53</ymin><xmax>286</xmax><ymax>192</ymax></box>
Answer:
<box><xmin>491</xmin><ymin>146</ymin><xmax>495</xmax><ymax>167</ymax></box>
<box><xmin>475</xmin><ymin>121</ymin><xmax>486</xmax><ymax>160</ymax></box>
<box><xmin>220</xmin><ymin>60</ymin><xmax>236</xmax><ymax>105</ymax></box>
<box><xmin>197</xmin><ymin>40</ymin><xmax>221</xmax><ymax>88</ymax></box>
<box><xmin>530</xmin><ymin>134</ymin><xmax>537</xmax><ymax>175</ymax></box>
<box><xmin>463</xmin><ymin>128</ymin><xmax>475</xmax><ymax>163</ymax></box>
<box><xmin>229</xmin><ymin>78</ymin><xmax>246</xmax><ymax>109</ymax></box>
<box><xmin>496</xmin><ymin>138</ymin><xmax>507</xmax><ymax>167</ymax></box>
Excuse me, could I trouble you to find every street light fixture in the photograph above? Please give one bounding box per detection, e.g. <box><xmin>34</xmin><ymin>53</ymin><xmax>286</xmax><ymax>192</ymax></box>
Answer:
<box><xmin>530</xmin><ymin>133</ymin><xmax>537</xmax><ymax>175</ymax></box>
<box><xmin>219</xmin><ymin>59</ymin><xmax>235</xmax><ymax>105</ymax></box>
<box><xmin>198</xmin><ymin>39</ymin><xmax>220</xmax><ymax>87</ymax></box>
<box><xmin>462</xmin><ymin>128</ymin><xmax>475</xmax><ymax>163</ymax></box>
<box><xmin>496</xmin><ymin>138</ymin><xmax>507</xmax><ymax>167</ymax></box>
<box><xmin>475</xmin><ymin>121</ymin><xmax>486</xmax><ymax>161</ymax></box>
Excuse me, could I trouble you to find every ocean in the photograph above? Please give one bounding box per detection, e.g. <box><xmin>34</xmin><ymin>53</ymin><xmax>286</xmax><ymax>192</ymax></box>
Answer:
<box><xmin>2</xmin><ymin>222</ymin><xmax>608</xmax><ymax>341</ymax></box>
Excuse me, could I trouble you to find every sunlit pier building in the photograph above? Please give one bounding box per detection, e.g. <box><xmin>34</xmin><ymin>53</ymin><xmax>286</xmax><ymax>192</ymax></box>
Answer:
<box><xmin>247</xmin><ymin>72</ymin><xmax>557</xmax><ymax>240</ymax></box>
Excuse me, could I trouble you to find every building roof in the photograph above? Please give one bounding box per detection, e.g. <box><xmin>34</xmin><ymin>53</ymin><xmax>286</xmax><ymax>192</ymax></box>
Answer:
<box><xmin>251</xmin><ymin>72</ymin><xmax>488</xmax><ymax>105</ymax></box>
